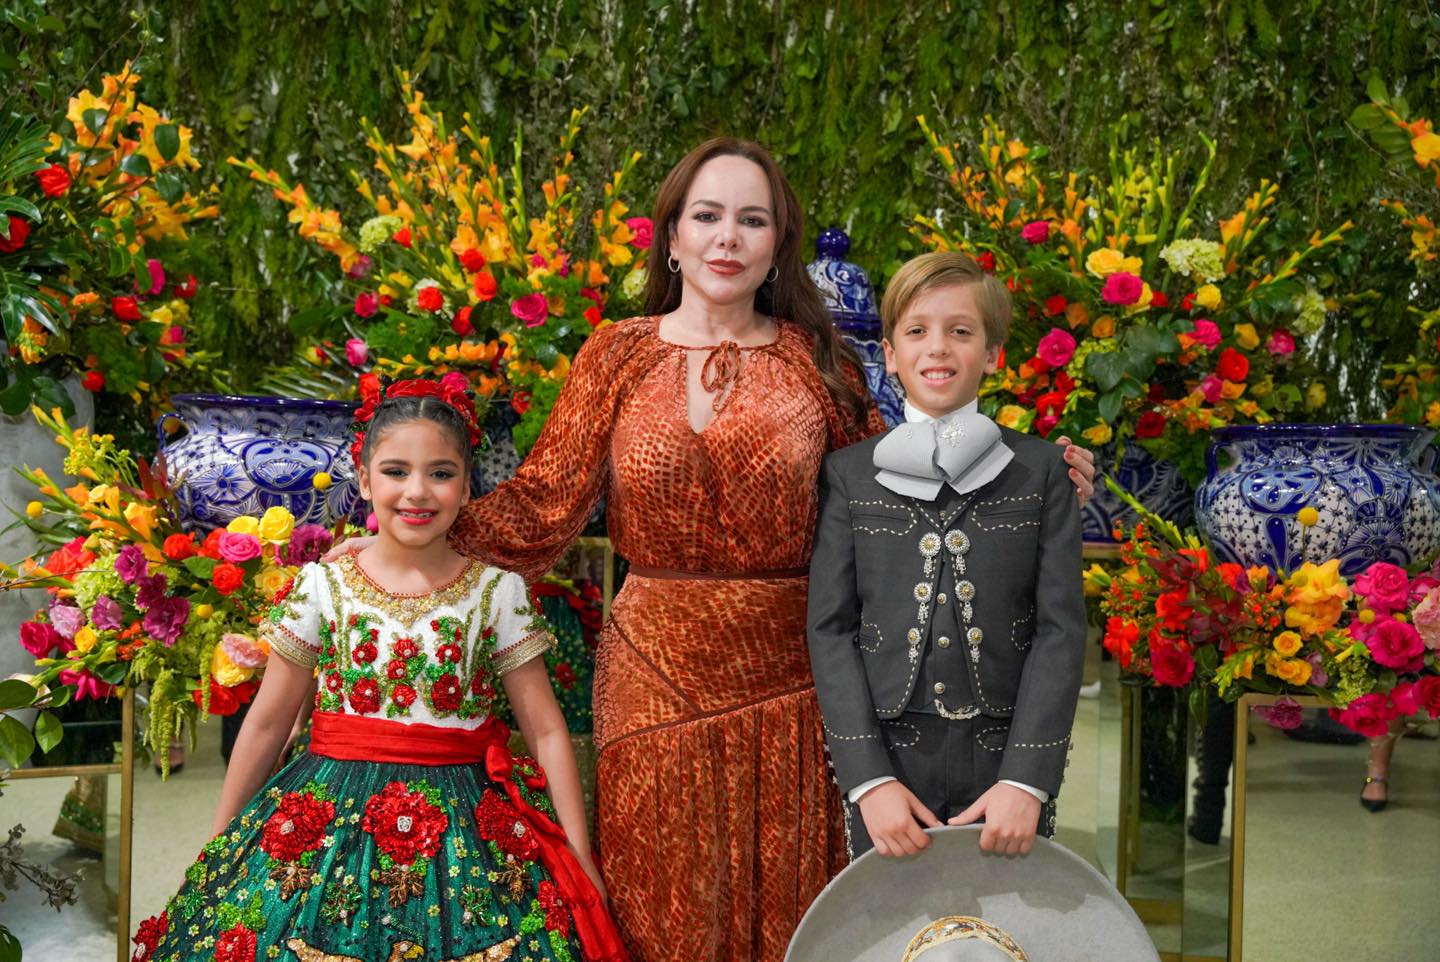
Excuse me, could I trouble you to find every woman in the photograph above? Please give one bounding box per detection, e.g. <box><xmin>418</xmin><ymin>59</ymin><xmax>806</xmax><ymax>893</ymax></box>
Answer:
<box><xmin>340</xmin><ymin>139</ymin><xmax>1096</xmax><ymax>960</ymax></box>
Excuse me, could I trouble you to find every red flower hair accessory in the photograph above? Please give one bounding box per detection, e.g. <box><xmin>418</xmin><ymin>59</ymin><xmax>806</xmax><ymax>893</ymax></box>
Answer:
<box><xmin>350</xmin><ymin>373</ymin><xmax>482</xmax><ymax>468</ymax></box>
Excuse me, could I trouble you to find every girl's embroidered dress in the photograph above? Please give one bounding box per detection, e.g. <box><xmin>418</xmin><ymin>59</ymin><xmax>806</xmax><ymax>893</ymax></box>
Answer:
<box><xmin>132</xmin><ymin>556</ymin><xmax>624</xmax><ymax>962</ymax></box>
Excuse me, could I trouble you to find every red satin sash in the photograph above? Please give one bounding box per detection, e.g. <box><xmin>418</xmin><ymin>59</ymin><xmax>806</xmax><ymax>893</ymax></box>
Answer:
<box><xmin>309</xmin><ymin>712</ymin><xmax>631</xmax><ymax>962</ymax></box>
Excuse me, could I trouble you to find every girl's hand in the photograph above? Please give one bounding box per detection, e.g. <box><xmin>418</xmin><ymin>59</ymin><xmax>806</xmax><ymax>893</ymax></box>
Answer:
<box><xmin>575</xmin><ymin>849</ymin><xmax>608</xmax><ymax>905</ymax></box>
<box><xmin>320</xmin><ymin>535</ymin><xmax>374</xmax><ymax>562</ymax></box>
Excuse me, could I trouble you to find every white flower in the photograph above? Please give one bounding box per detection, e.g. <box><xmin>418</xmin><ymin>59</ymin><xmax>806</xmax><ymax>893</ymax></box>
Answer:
<box><xmin>1292</xmin><ymin>287</ymin><xmax>1327</xmax><ymax>335</ymax></box>
<box><xmin>1159</xmin><ymin>238</ymin><xmax>1225</xmax><ymax>283</ymax></box>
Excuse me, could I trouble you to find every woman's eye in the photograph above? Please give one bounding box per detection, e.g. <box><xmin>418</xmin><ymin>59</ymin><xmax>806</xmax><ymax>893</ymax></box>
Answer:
<box><xmin>693</xmin><ymin>211</ymin><xmax>718</xmax><ymax>222</ymax></box>
<box><xmin>741</xmin><ymin>216</ymin><xmax>768</xmax><ymax>228</ymax></box>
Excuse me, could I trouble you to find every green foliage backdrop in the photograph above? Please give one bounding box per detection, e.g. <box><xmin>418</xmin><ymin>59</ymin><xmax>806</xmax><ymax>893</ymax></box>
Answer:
<box><xmin>4</xmin><ymin>0</ymin><xmax>1438</xmax><ymax>416</ymax></box>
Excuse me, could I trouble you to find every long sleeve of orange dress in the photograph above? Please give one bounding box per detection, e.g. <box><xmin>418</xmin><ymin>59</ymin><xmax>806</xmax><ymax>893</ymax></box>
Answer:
<box><xmin>451</xmin><ymin>316</ymin><xmax>884</xmax><ymax>962</ymax></box>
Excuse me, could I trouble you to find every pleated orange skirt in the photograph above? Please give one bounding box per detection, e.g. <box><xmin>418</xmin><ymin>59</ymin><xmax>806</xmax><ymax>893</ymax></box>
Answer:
<box><xmin>592</xmin><ymin>573</ymin><xmax>846</xmax><ymax>962</ymax></box>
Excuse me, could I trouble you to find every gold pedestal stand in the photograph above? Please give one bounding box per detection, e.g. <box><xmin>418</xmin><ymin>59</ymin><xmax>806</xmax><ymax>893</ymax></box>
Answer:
<box><xmin>6</xmin><ymin>687</ymin><xmax>136</xmax><ymax>962</ymax></box>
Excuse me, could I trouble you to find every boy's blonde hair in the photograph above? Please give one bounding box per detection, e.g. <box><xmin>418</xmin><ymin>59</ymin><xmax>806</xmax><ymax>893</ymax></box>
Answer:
<box><xmin>880</xmin><ymin>251</ymin><xmax>1012</xmax><ymax>346</ymax></box>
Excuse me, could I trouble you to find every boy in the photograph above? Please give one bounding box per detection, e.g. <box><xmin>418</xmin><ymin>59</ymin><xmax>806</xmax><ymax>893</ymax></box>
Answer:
<box><xmin>807</xmin><ymin>251</ymin><xmax>1085</xmax><ymax>858</ymax></box>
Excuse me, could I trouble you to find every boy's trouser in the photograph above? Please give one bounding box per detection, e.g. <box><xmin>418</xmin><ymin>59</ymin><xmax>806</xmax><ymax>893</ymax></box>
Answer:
<box><xmin>844</xmin><ymin>710</ymin><xmax>1057</xmax><ymax>858</ymax></box>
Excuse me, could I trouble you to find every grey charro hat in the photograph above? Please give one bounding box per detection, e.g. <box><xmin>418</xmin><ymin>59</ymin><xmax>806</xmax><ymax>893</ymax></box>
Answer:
<box><xmin>786</xmin><ymin>827</ymin><xmax>1157</xmax><ymax>962</ymax></box>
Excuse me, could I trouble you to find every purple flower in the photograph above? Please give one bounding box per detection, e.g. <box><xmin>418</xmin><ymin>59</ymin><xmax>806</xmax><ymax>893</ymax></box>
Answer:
<box><xmin>114</xmin><ymin>544</ymin><xmax>149</xmax><ymax>584</ymax></box>
<box><xmin>142</xmin><ymin>595</ymin><xmax>190</xmax><ymax>647</ymax></box>
<box><xmin>1305</xmin><ymin>651</ymin><xmax>1329</xmax><ymax>687</ymax></box>
<box><xmin>48</xmin><ymin>600</ymin><xmax>84</xmax><ymax>639</ymax></box>
<box><xmin>1251</xmin><ymin>697</ymin><xmax>1304</xmax><ymax>731</ymax></box>
<box><xmin>282</xmin><ymin>524</ymin><xmax>334</xmax><ymax>566</ymax></box>
<box><xmin>217</xmin><ymin>531</ymin><xmax>262</xmax><ymax>564</ymax></box>
<box><xmin>20</xmin><ymin>621</ymin><xmax>66</xmax><ymax>657</ymax></box>
<box><xmin>346</xmin><ymin>254</ymin><xmax>373</xmax><ymax>279</ymax></box>
<box><xmin>90</xmin><ymin>595</ymin><xmax>125</xmax><ymax>631</ymax></box>
<box><xmin>134</xmin><ymin>573</ymin><xmax>169</xmax><ymax>610</ymax></box>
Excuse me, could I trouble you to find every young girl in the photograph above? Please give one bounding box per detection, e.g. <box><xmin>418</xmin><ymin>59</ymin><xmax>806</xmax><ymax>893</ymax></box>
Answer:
<box><xmin>132</xmin><ymin>380</ymin><xmax>628</xmax><ymax>962</ymax></box>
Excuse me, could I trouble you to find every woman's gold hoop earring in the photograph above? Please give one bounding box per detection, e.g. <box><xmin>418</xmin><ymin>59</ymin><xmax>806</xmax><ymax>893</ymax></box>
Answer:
<box><xmin>765</xmin><ymin>265</ymin><xmax>779</xmax><ymax>283</ymax></box>
<box><xmin>668</xmin><ymin>255</ymin><xmax>681</xmax><ymax>274</ymax></box>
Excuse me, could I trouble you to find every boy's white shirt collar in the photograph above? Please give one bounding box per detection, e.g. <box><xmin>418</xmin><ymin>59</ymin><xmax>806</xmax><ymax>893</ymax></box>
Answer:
<box><xmin>873</xmin><ymin>398</ymin><xmax>1012</xmax><ymax>499</ymax></box>
<box><xmin>904</xmin><ymin>398</ymin><xmax>979</xmax><ymax>426</ymax></box>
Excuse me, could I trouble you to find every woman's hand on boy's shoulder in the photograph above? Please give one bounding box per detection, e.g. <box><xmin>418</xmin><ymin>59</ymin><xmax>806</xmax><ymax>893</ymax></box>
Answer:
<box><xmin>319</xmin><ymin>535</ymin><xmax>374</xmax><ymax>563</ymax></box>
<box><xmin>1052</xmin><ymin>435</ymin><xmax>1097</xmax><ymax>506</ymax></box>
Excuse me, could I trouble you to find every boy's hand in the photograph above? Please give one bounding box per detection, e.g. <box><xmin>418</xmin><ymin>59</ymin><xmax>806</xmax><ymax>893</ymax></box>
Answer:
<box><xmin>948</xmin><ymin>783</ymin><xmax>1042</xmax><ymax>855</ymax></box>
<box><xmin>857</xmin><ymin>781</ymin><xmax>941</xmax><ymax>857</ymax></box>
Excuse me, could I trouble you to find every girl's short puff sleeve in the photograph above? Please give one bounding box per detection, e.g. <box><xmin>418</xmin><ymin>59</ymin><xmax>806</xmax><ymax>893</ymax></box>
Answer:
<box><xmin>487</xmin><ymin>570</ymin><xmax>556</xmax><ymax>676</ymax></box>
<box><xmin>261</xmin><ymin>562</ymin><xmax>328</xmax><ymax>669</ymax></box>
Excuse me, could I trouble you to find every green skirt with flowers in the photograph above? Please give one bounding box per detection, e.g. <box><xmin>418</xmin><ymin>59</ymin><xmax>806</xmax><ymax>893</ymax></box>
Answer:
<box><xmin>131</xmin><ymin>750</ymin><xmax>588</xmax><ymax>962</ymax></box>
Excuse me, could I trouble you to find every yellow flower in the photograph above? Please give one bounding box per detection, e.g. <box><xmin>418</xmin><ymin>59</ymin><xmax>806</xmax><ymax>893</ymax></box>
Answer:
<box><xmin>257</xmin><ymin>506</ymin><xmax>295</xmax><ymax>544</ymax></box>
<box><xmin>1081</xmin><ymin>422</ymin><xmax>1113</xmax><ymax>445</ymax></box>
<box><xmin>1413</xmin><ymin>131</ymin><xmax>1440</xmax><ymax>167</ymax></box>
<box><xmin>123</xmin><ymin>501</ymin><xmax>159</xmax><ymax>542</ymax></box>
<box><xmin>1233</xmin><ymin>323</ymin><xmax>1260</xmax><ymax>350</ymax></box>
<box><xmin>1358</xmin><ymin>608</ymin><xmax>1375</xmax><ymax>624</ymax></box>
<box><xmin>194</xmin><ymin>603</ymin><xmax>214</xmax><ymax>619</ymax></box>
<box><xmin>995</xmin><ymin>405</ymin><xmax>1033</xmax><ymax>432</ymax></box>
<box><xmin>25</xmin><ymin>501</ymin><xmax>43</xmax><ymax>518</ymax></box>
<box><xmin>1085</xmin><ymin>248</ymin><xmax>1141</xmax><ymax>278</ymax></box>
<box><xmin>312</xmin><ymin>472</ymin><xmax>333</xmax><ymax>490</ymax></box>
<box><xmin>1284</xmin><ymin>559</ymin><xmax>1350</xmax><ymax>636</ymax></box>
<box><xmin>210</xmin><ymin>644</ymin><xmax>254</xmax><ymax>687</ymax></box>
<box><xmin>1296</xmin><ymin>507</ymin><xmax>1319</xmax><ymax>527</ymax></box>
<box><xmin>73</xmin><ymin>625</ymin><xmax>99</xmax><ymax>654</ymax></box>
<box><xmin>1082</xmin><ymin>563</ymin><xmax>1110</xmax><ymax>597</ymax></box>
<box><xmin>1273</xmin><ymin>630</ymin><xmax>1303</xmax><ymax>657</ymax></box>
<box><xmin>254</xmin><ymin>566</ymin><xmax>291</xmax><ymax>600</ymax></box>
<box><xmin>227</xmin><ymin>515</ymin><xmax>260</xmax><ymax>536</ymax></box>
<box><xmin>1195</xmin><ymin>284</ymin><xmax>1223</xmax><ymax>310</ymax></box>
<box><xmin>1090</xmin><ymin>314</ymin><xmax>1116</xmax><ymax>338</ymax></box>
<box><xmin>1282</xmin><ymin>658</ymin><xmax>1313</xmax><ymax>686</ymax></box>
<box><xmin>1306</xmin><ymin>381</ymin><xmax>1327</xmax><ymax>410</ymax></box>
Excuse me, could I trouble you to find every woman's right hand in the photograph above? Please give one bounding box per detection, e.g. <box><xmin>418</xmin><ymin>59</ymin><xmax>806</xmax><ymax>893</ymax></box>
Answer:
<box><xmin>320</xmin><ymin>535</ymin><xmax>374</xmax><ymax>562</ymax></box>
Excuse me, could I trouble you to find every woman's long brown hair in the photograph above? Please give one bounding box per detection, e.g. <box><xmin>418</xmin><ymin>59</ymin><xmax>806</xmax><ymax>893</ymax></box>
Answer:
<box><xmin>642</xmin><ymin>138</ymin><xmax>869</xmax><ymax>432</ymax></box>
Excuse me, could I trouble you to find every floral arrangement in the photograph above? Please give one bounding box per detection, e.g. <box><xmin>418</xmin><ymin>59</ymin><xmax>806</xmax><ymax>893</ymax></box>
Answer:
<box><xmin>914</xmin><ymin>116</ymin><xmax>1349</xmax><ymax>482</ymax></box>
<box><xmin>0</xmin><ymin>63</ymin><xmax>218</xmax><ymax>419</ymax></box>
<box><xmin>1</xmin><ymin>408</ymin><xmax>338</xmax><ymax>774</ymax></box>
<box><xmin>229</xmin><ymin>74</ymin><xmax>648</xmax><ymax>453</ymax></box>
<box><xmin>1088</xmin><ymin>485</ymin><xmax>1440</xmax><ymax>736</ymax></box>
<box><xmin>1353</xmin><ymin>83</ymin><xmax>1440</xmax><ymax>427</ymax></box>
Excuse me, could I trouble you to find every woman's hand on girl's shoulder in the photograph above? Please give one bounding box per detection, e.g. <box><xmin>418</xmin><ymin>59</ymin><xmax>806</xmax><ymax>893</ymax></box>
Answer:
<box><xmin>320</xmin><ymin>535</ymin><xmax>375</xmax><ymax>563</ymax></box>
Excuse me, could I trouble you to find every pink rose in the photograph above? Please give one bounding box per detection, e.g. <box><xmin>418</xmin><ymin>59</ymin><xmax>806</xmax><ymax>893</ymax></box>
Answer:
<box><xmin>510</xmin><ymin>293</ymin><xmax>549</xmax><ymax>328</ymax></box>
<box><xmin>1354</xmin><ymin>562</ymin><xmax>1411</xmax><ymax>614</ymax></box>
<box><xmin>354</xmin><ymin>291</ymin><xmax>379</xmax><ymax>318</ymax></box>
<box><xmin>1364</xmin><ymin>616</ymin><xmax>1425</xmax><ymax>672</ymax></box>
<box><xmin>1034</xmin><ymin>414</ymin><xmax>1060</xmax><ymax>437</ymax></box>
<box><xmin>20</xmin><ymin>621</ymin><xmax>67</xmax><ymax>658</ymax></box>
<box><xmin>1199</xmin><ymin>375</ymin><xmax>1223</xmax><ymax>404</ymax></box>
<box><xmin>1189</xmin><ymin>318</ymin><xmax>1221</xmax><ymax>349</ymax></box>
<box><xmin>1391</xmin><ymin>680</ymin><xmax>1420</xmax><ymax>718</ymax></box>
<box><xmin>1414</xmin><ymin>675</ymin><xmax>1440</xmax><ymax>718</ymax></box>
<box><xmin>1101</xmin><ymin>271</ymin><xmax>1144</xmax><ymax>306</ymax></box>
<box><xmin>1251</xmin><ymin>696</ymin><xmax>1303</xmax><ymax>730</ymax></box>
<box><xmin>365</xmin><ymin>512</ymin><xmax>379</xmax><ymax>533</ymax></box>
<box><xmin>1330</xmin><ymin>692</ymin><xmax>1396</xmax><ymax>738</ymax></box>
<box><xmin>625</xmin><ymin>217</ymin><xmax>653</xmax><ymax>249</ymax></box>
<box><xmin>438</xmin><ymin>371</ymin><xmax>470</xmax><ymax>395</ymax></box>
<box><xmin>221</xmin><ymin>633</ymin><xmax>269</xmax><ymax>669</ymax></box>
<box><xmin>217</xmin><ymin>531</ymin><xmax>262</xmax><ymax>564</ymax></box>
<box><xmin>1021</xmin><ymin>220</ymin><xmax>1051</xmax><ymax>244</ymax></box>
<box><xmin>136</xmin><ymin>259</ymin><xmax>165</xmax><ymax>297</ymax></box>
<box><xmin>1411</xmin><ymin>587</ymin><xmax>1440</xmax><ymax>650</ymax></box>
<box><xmin>1267</xmin><ymin>329</ymin><xmax>1296</xmax><ymax>357</ymax></box>
<box><xmin>345</xmin><ymin>338</ymin><xmax>369</xmax><ymax>367</ymax></box>
<box><xmin>1408</xmin><ymin>574</ymin><xmax>1439</xmax><ymax>604</ymax></box>
<box><xmin>1036</xmin><ymin>328</ymin><xmax>1077</xmax><ymax>368</ymax></box>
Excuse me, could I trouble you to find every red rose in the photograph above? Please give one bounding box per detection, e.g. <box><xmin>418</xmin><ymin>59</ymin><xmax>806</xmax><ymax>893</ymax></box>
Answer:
<box><xmin>1100</xmin><ymin>272</ymin><xmax>1144</xmax><ymax>306</ymax></box>
<box><xmin>537</xmin><ymin>879</ymin><xmax>571</xmax><ymax>936</ymax></box>
<box><xmin>1043</xmin><ymin>294</ymin><xmax>1068</xmax><ymax>317</ymax></box>
<box><xmin>430</xmin><ymin>673</ymin><xmax>463</xmax><ymax>713</ymax></box>
<box><xmin>349</xmin><ymin>677</ymin><xmax>381</xmax><ymax>714</ymax></box>
<box><xmin>81</xmin><ymin>370</ymin><xmax>105</xmax><ymax>392</ymax></box>
<box><xmin>385</xmin><ymin>658</ymin><xmax>409</xmax><ymax>680</ymax></box>
<box><xmin>362</xmin><ymin>781</ymin><xmax>448</xmax><ymax>866</ymax></box>
<box><xmin>472</xmin><ymin>271</ymin><xmax>498</xmax><ymax>302</ymax></box>
<box><xmin>625</xmin><ymin>216</ymin><xmax>654</xmax><ymax>250</ymax></box>
<box><xmin>213</xmin><ymin>924</ymin><xmax>257</xmax><ymax>962</ymax></box>
<box><xmin>131</xmin><ymin>910</ymin><xmax>167</xmax><ymax>961</ymax></box>
<box><xmin>1135</xmin><ymin>410</ymin><xmax>1166</xmax><ymax>438</ymax></box>
<box><xmin>1181</xmin><ymin>293</ymin><xmax>1197</xmax><ymax>312</ymax></box>
<box><xmin>1033</xmin><ymin>391</ymin><xmax>1067</xmax><ymax>416</ymax></box>
<box><xmin>354</xmin><ymin>291</ymin><xmax>379</xmax><ymax>318</ymax></box>
<box><xmin>174</xmin><ymin>274</ymin><xmax>198</xmax><ymax>299</ymax></box>
<box><xmin>584</xmin><ymin>305</ymin><xmax>603</xmax><ymax>327</ymax></box>
<box><xmin>162</xmin><ymin>534</ymin><xmax>196</xmax><ymax>561</ymax></box>
<box><xmin>1020</xmin><ymin>220</ymin><xmax>1051</xmax><ymax>244</ymax></box>
<box><xmin>511</xmin><ymin>390</ymin><xmax>532</xmax><ymax>415</ymax></box>
<box><xmin>459</xmin><ymin>248</ymin><xmax>487</xmax><ymax>272</ymax></box>
<box><xmin>352</xmin><ymin>641</ymin><xmax>377</xmax><ymax>665</ymax></box>
<box><xmin>554</xmin><ymin>662</ymin><xmax>576</xmax><ymax>689</ymax></box>
<box><xmin>193</xmin><ymin>679</ymin><xmax>259</xmax><ymax>717</ymax></box>
<box><xmin>391</xmin><ymin>683</ymin><xmax>417</xmax><ymax>707</ymax></box>
<box><xmin>1330</xmin><ymin>692</ymin><xmax>1396</xmax><ymax>738</ymax></box>
<box><xmin>451</xmin><ymin>305</ymin><xmax>474</xmax><ymax>336</ymax></box>
<box><xmin>0</xmin><ymin>215</ymin><xmax>30</xmax><ymax>253</ymax></box>
<box><xmin>417</xmin><ymin>285</ymin><xmax>444</xmax><ymax>312</ymax></box>
<box><xmin>260</xmin><ymin>789</ymin><xmax>335</xmax><ymax>863</ymax></box>
<box><xmin>393</xmin><ymin>226</ymin><xmax>412</xmax><ymax>248</ymax></box>
<box><xmin>1034</xmin><ymin>414</ymin><xmax>1059</xmax><ymax>437</ymax></box>
<box><xmin>1150</xmin><ymin>640</ymin><xmax>1195</xmax><ymax>687</ymax></box>
<box><xmin>1414</xmin><ymin>675</ymin><xmax>1440</xmax><ymax>719</ymax></box>
<box><xmin>1149</xmin><ymin>290</ymin><xmax>1170</xmax><ymax>308</ymax></box>
<box><xmin>1103</xmin><ymin>617</ymin><xmax>1137</xmax><ymax>668</ymax></box>
<box><xmin>36</xmin><ymin>163</ymin><xmax>71</xmax><ymax>197</ymax></box>
<box><xmin>474</xmin><ymin>790</ymin><xmax>540</xmax><ymax>861</ymax></box>
<box><xmin>580</xmin><ymin>287</ymin><xmax>603</xmax><ymax>308</ymax></box>
<box><xmin>1216</xmin><ymin>347</ymin><xmax>1250</xmax><ymax>382</ymax></box>
<box><xmin>112</xmin><ymin>296</ymin><xmax>142</xmax><ymax>321</ymax></box>
<box><xmin>212</xmin><ymin>562</ymin><xmax>244</xmax><ymax>596</ymax></box>
<box><xmin>974</xmin><ymin>251</ymin><xmax>996</xmax><ymax>273</ymax></box>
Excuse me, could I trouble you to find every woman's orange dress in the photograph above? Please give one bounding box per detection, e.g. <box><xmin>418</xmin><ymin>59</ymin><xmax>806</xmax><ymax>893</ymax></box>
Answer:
<box><xmin>450</xmin><ymin>316</ymin><xmax>884</xmax><ymax>961</ymax></box>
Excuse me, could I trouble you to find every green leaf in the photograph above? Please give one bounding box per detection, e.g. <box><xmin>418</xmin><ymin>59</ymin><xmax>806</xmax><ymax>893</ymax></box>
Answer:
<box><xmin>0</xmin><ymin>197</ymin><xmax>42</xmax><ymax>222</ymax></box>
<box><xmin>1085</xmin><ymin>351</ymin><xmax>1129</xmax><ymax>392</ymax></box>
<box><xmin>154</xmin><ymin>124</ymin><xmax>181</xmax><ymax>162</ymax></box>
<box><xmin>95</xmin><ymin>661</ymin><xmax>129</xmax><ymax>685</ymax></box>
<box><xmin>1348</xmin><ymin>104</ymin><xmax>1387</xmax><ymax>131</ymax></box>
<box><xmin>34</xmin><ymin>710</ymin><xmax>62</xmax><ymax>754</ymax></box>
<box><xmin>29</xmin><ymin>377</ymin><xmax>74</xmax><ymax>418</ymax></box>
<box><xmin>0</xmin><ymin>924</ymin><xmax>21</xmax><ymax>962</ymax></box>
<box><xmin>1365</xmin><ymin>72</ymin><xmax>1390</xmax><ymax>107</ymax></box>
<box><xmin>120</xmin><ymin>153</ymin><xmax>153</xmax><ymax>178</ymax></box>
<box><xmin>1125</xmin><ymin>324</ymin><xmax>1180</xmax><ymax>358</ymax></box>
<box><xmin>0</xmin><ymin>715</ymin><xmax>36</xmax><ymax>768</ymax></box>
<box><xmin>0</xmin><ymin>679</ymin><xmax>37</xmax><ymax>712</ymax></box>
<box><xmin>0</xmin><ymin>378</ymin><xmax>32</xmax><ymax>416</ymax></box>
<box><xmin>1098</xmin><ymin>389</ymin><xmax>1124</xmax><ymax>424</ymax></box>
<box><xmin>183</xmin><ymin>556</ymin><xmax>218</xmax><ymax>579</ymax></box>
<box><xmin>82</xmin><ymin>107</ymin><xmax>108</xmax><ymax>135</ymax></box>
<box><xmin>155</xmin><ymin>169</ymin><xmax>186</xmax><ymax>205</ymax></box>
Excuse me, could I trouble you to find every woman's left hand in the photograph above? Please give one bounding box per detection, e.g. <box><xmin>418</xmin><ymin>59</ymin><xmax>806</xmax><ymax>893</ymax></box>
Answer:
<box><xmin>1053</xmin><ymin>436</ymin><xmax>1097</xmax><ymax>506</ymax></box>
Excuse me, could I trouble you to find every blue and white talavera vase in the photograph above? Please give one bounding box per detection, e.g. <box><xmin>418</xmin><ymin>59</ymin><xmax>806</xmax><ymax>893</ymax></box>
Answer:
<box><xmin>806</xmin><ymin>227</ymin><xmax>905</xmax><ymax>427</ymax></box>
<box><xmin>1085</xmin><ymin>442</ymin><xmax>1195</xmax><ymax>544</ymax></box>
<box><xmin>1194</xmin><ymin>424</ymin><xmax>1440</xmax><ymax>576</ymax></box>
<box><xmin>157</xmin><ymin>395</ymin><xmax>362</xmax><ymax>531</ymax></box>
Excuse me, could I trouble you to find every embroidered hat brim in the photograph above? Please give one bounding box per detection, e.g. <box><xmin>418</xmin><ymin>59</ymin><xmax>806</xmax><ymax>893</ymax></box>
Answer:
<box><xmin>785</xmin><ymin>827</ymin><xmax>1158</xmax><ymax>962</ymax></box>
